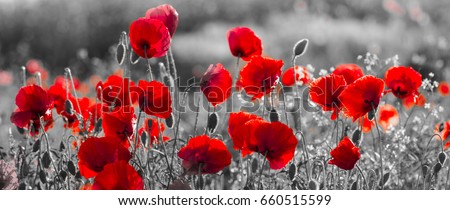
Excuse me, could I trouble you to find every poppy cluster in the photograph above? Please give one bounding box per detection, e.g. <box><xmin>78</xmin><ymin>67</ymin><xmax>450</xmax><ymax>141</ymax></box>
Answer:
<box><xmin>228</xmin><ymin>112</ymin><xmax>298</xmax><ymax>170</ymax></box>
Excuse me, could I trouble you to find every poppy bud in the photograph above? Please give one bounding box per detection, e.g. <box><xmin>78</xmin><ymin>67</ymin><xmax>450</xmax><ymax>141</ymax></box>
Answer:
<box><xmin>293</xmin><ymin>39</ymin><xmax>309</xmax><ymax>58</ymax></box>
<box><xmin>269</xmin><ymin>109</ymin><xmax>279</xmax><ymax>122</ymax></box>
<box><xmin>32</xmin><ymin>139</ymin><xmax>40</xmax><ymax>152</ymax></box>
<box><xmin>94</xmin><ymin>118</ymin><xmax>102</xmax><ymax>133</ymax></box>
<box><xmin>251</xmin><ymin>158</ymin><xmax>258</xmax><ymax>173</ymax></box>
<box><xmin>433</xmin><ymin>162</ymin><xmax>442</xmax><ymax>174</ymax></box>
<box><xmin>382</xmin><ymin>173</ymin><xmax>390</xmax><ymax>186</ymax></box>
<box><xmin>116</xmin><ymin>43</ymin><xmax>126</xmax><ymax>65</ymax></box>
<box><xmin>42</xmin><ymin>151</ymin><xmax>52</xmax><ymax>169</ymax></box>
<box><xmin>163</xmin><ymin>75</ymin><xmax>171</xmax><ymax>87</ymax></box>
<box><xmin>59</xmin><ymin>170</ymin><xmax>67</xmax><ymax>181</ymax></box>
<box><xmin>352</xmin><ymin>129</ymin><xmax>361</xmax><ymax>146</ymax></box>
<box><xmin>207</xmin><ymin>112</ymin><xmax>218</xmax><ymax>133</ymax></box>
<box><xmin>368</xmin><ymin>109</ymin><xmax>375</xmax><ymax>120</ymax></box>
<box><xmin>165</xmin><ymin>113</ymin><xmax>174</xmax><ymax>129</ymax></box>
<box><xmin>141</xmin><ymin>130</ymin><xmax>148</xmax><ymax>147</ymax></box>
<box><xmin>65</xmin><ymin>99</ymin><xmax>74</xmax><ymax>115</ymax></box>
<box><xmin>308</xmin><ymin>179</ymin><xmax>319</xmax><ymax>190</ymax></box>
<box><xmin>39</xmin><ymin>170</ymin><xmax>47</xmax><ymax>183</ymax></box>
<box><xmin>19</xmin><ymin>183</ymin><xmax>26</xmax><ymax>190</ymax></box>
<box><xmin>130</xmin><ymin>50</ymin><xmax>140</xmax><ymax>64</ymax></box>
<box><xmin>68</xmin><ymin>160</ymin><xmax>76</xmax><ymax>176</ymax></box>
<box><xmin>438</xmin><ymin>152</ymin><xmax>447</xmax><ymax>165</ymax></box>
<box><xmin>59</xmin><ymin>141</ymin><xmax>65</xmax><ymax>151</ymax></box>
<box><xmin>422</xmin><ymin>165</ymin><xmax>429</xmax><ymax>178</ymax></box>
<box><xmin>288</xmin><ymin>163</ymin><xmax>296</xmax><ymax>181</ymax></box>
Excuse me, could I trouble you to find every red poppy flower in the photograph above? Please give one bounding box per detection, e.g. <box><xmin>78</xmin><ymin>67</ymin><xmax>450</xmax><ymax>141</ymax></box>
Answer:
<box><xmin>96</xmin><ymin>75</ymin><xmax>137</xmax><ymax>107</ymax></box>
<box><xmin>200</xmin><ymin>63</ymin><xmax>232</xmax><ymax>107</ymax></box>
<box><xmin>385</xmin><ymin>66</ymin><xmax>422</xmax><ymax>99</ymax></box>
<box><xmin>228</xmin><ymin>112</ymin><xmax>262</xmax><ymax>156</ymax></box>
<box><xmin>329</xmin><ymin>136</ymin><xmax>360</xmax><ymax>170</ymax></box>
<box><xmin>25</xmin><ymin>59</ymin><xmax>49</xmax><ymax>81</ymax></box>
<box><xmin>138</xmin><ymin>118</ymin><xmax>170</xmax><ymax>147</ymax></box>
<box><xmin>137</xmin><ymin>80</ymin><xmax>172</xmax><ymax>119</ymax></box>
<box><xmin>226</xmin><ymin>27</ymin><xmax>263</xmax><ymax>61</ymax></box>
<box><xmin>281</xmin><ymin>66</ymin><xmax>310</xmax><ymax>86</ymax></box>
<box><xmin>240</xmin><ymin>56</ymin><xmax>283</xmax><ymax>100</ymax></box>
<box><xmin>178</xmin><ymin>135</ymin><xmax>232</xmax><ymax>174</ymax></box>
<box><xmin>48</xmin><ymin>83</ymin><xmax>72</xmax><ymax>114</ymax></box>
<box><xmin>378</xmin><ymin>104</ymin><xmax>399</xmax><ymax>131</ymax></box>
<box><xmin>339</xmin><ymin>75</ymin><xmax>385</xmax><ymax>121</ymax></box>
<box><xmin>102</xmin><ymin>106</ymin><xmax>136</xmax><ymax>148</ymax></box>
<box><xmin>359</xmin><ymin>114</ymin><xmax>374</xmax><ymax>133</ymax></box>
<box><xmin>129</xmin><ymin>18</ymin><xmax>171</xmax><ymax>59</ymax></box>
<box><xmin>402</xmin><ymin>93</ymin><xmax>426</xmax><ymax>109</ymax></box>
<box><xmin>145</xmin><ymin>4</ymin><xmax>179</xmax><ymax>37</ymax></box>
<box><xmin>435</xmin><ymin>121</ymin><xmax>450</xmax><ymax>141</ymax></box>
<box><xmin>332</xmin><ymin>63</ymin><xmax>364</xmax><ymax>84</ymax></box>
<box><xmin>438</xmin><ymin>81</ymin><xmax>449</xmax><ymax>96</ymax></box>
<box><xmin>309</xmin><ymin>74</ymin><xmax>347</xmax><ymax>120</ymax></box>
<box><xmin>62</xmin><ymin>97</ymin><xmax>91</xmax><ymax>132</ymax></box>
<box><xmin>77</xmin><ymin>136</ymin><xmax>131</xmax><ymax>179</ymax></box>
<box><xmin>245</xmin><ymin>120</ymin><xmax>298</xmax><ymax>170</ymax></box>
<box><xmin>53</xmin><ymin>75</ymin><xmax>80</xmax><ymax>90</ymax></box>
<box><xmin>10</xmin><ymin>85</ymin><xmax>54</xmax><ymax>136</ymax></box>
<box><xmin>92</xmin><ymin>161</ymin><xmax>143</xmax><ymax>190</ymax></box>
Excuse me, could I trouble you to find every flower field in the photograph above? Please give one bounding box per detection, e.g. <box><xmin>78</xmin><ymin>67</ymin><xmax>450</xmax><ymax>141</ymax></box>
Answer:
<box><xmin>0</xmin><ymin>0</ymin><xmax>450</xmax><ymax>191</ymax></box>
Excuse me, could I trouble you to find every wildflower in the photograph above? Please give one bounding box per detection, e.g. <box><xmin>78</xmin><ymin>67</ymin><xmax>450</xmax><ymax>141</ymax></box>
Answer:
<box><xmin>129</xmin><ymin>18</ymin><xmax>171</xmax><ymax>58</ymax></box>
<box><xmin>309</xmin><ymin>74</ymin><xmax>347</xmax><ymax>120</ymax></box>
<box><xmin>385</xmin><ymin>66</ymin><xmax>422</xmax><ymax>99</ymax></box>
<box><xmin>245</xmin><ymin>120</ymin><xmax>298</xmax><ymax>170</ymax></box>
<box><xmin>178</xmin><ymin>135</ymin><xmax>232</xmax><ymax>174</ymax></box>
<box><xmin>281</xmin><ymin>66</ymin><xmax>310</xmax><ymax>86</ymax></box>
<box><xmin>102</xmin><ymin>106</ymin><xmax>136</xmax><ymax>147</ymax></box>
<box><xmin>378</xmin><ymin>104</ymin><xmax>399</xmax><ymax>131</ymax></box>
<box><xmin>145</xmin><ymin>4</ymin><xmax>179</xmax><ymax>37</ymax></box>
<box><xmin>200</xmin><ymin>63</ymin><xmax>233</xmax><ymax>107</ymax></box>
<box><xmin>329</xmin><ymin>137</ymin><xmax>361</xmax><ymax>170</ymax></box>
<box><xmin>137</xmin><ymin>80</ymin><xmax>172</xmax><ymax>119</ymax></box>
<box><xmin>92</xmin><ymin>161</ymin><xmax>143</xmax><ymax>190</ymax></box>
<box><xmin>226</xmin><ymin>27</ymin><xmax>262</xmax><ymax>61</ymax></box>
<box><xmin>77</xmin><ymin>136</ymin><xmax>131</xmax><ymax>179</ymax></box>
<box><xmin>339</xmin><ymin>75</ymin><xmax>385</xmax><ymax>121</ymax></box>
<box><xmin>0</xmin><ymin>160</ymin><xmax>19</xmax><ymax>190</ymax></box>
<box><xmin>240</xmin><ymin>56</ymin><xmax>283</xmax><ymax>100</ymax></box>
<box><xmin>331</xmin><ymin>63</ymin><xmax>364</xmax><ymax>84</ymax></box>
<box><xmin>10</xmin><ymin>84</ymin><xmax>54</xmax><ymax>136</ymax></box>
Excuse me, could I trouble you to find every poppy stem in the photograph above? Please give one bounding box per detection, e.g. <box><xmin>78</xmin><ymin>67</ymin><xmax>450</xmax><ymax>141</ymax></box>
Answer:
<box><xmin>233</xmin><ymin>56</ymin><xmax>241</xmax><ymax>85</ymax></box>
<box><xmin>144</xmin><ymin>47</ymin><xmax>154</xmax><ymax>81</ymax></box>
<box><xmin>21</xmin><ymin>66</ymin><xmax>26</xmax><ymax>86</ymax></box>
<box><xmin>65</xmin><ymin>68</ymin><xmax>82</xmax><ymax>115</ymax></box>
<box><xmin>259</xmin><ymin>151</ymin><xmax>268</xmax><ymax>190</ymax></box>
<box><xmin>297</xmin><ymin>131</ymin><xmax>310</xmax><ymax>181</ymax></box>
<box><xmin>193</xmin><ymin>97</ymin><xmax>201</xmax><ymax>136</ymax></box>
<box><xmin>356</xmin><ymin>164</ymin><xmax>368</xmax><ymax>190</ymax></box>
<box><xmin>371</xmin><ymin>102</ymin><xmax>384</xmax><ymax>190</ymax></box>
<box><xmin>132</xmin><ymin>109</ymin><xmax>143</xmax><ymax>158</ymax></box>
<box><xmin>403</xmin><ymin>105</ymin><xmax>417</xmax><ymax>128</ymax></box>
<box><xmin>279</xmin><ymin>83</ymin><xmax>290</xmax><ymax>126</ymax></box>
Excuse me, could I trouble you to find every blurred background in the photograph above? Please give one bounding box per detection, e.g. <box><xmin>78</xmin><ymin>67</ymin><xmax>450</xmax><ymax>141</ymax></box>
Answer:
<box><xmin>1</xmin><ymin>0</ymin><xmax>450</xmax><ymax>145</ymax></box>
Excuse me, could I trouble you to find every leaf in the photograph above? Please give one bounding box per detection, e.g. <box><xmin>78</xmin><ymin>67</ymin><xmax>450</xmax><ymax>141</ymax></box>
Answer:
<box><xmin>42</xmin><ymin>152</ymin><xmax>52</xmax><ymax>169</ymax></box>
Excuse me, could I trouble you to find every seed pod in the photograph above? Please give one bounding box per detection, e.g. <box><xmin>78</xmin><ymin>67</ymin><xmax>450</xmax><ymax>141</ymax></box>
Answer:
<box><xmin>59</xmin><ymin>170</ymin><xmax>67</xmax><ymax>181</ymax></box>
<box><xmin>438</xmin><ymin>152</ymin><xmax>447</xmax><ymax>165</ymax></box>
<box><xmin>382</xmin><ymin>173</ymin><xmax>390</xmax><ymax>186</ymax></box>
<box><xmin>18</xmin><ymin>183</ymin><xmax>26</xmax><ymax>190</ymax></box>
<box><xmin>293</xmin><ymin>39</ymin><xmax>309</xmax><ymax>57</ymax></box>
<box><xmin>59</xmin><ymin>141</ymin><xmax>65</xmax><ymax>151</ymax></box>
<box><xmin>32</xmin><ymin>139</ymin><xmax>41</xmax><ymax>152</ymax></box>
<box><xmin>64</xmin><ymin>99</ymin><xmax>74</xmax><ymax>115</ymax></box>
<box><xmin>308</xmin><ymin>179</ymin><xmax>319</xmax><ymax>190</ymax></box>
<box><xmin>116</xmin><ymin>43</ymin><xmax>126</xmax><ymax>65</ymax></box>
<box><xmin>42</xmin><ymin>152</ymin><xmax>52</xmax><ymax>169</ymax></box>
<box><xmin>94</xmin><ymin>118</ymin><xmax>102</xmax><ymax>133</ymax></box>
<box><xmin>207</xmin><ymin>112</ymin><xmax>218</xmax><ymax>133</ymax></box>
<box><xmin>251</xmin><ymin>158</ymin><xmax>258</xmax><ymax>173</ymax></box>
<box><xmin>433</xmin><ymin>162</ymin><xmax>442</xmax><ymax>174</ymax></box>
<box><xmin>165</xmin><ymin>113</ymin><xmax>174</xmax><ymax>129</ymax></box>
<box><xmin>368</xmin><ymin>109</ymin><xmax>375</xmax><ymax>120</ymax></box>
<box><xmin>75</xmin><ymin>171</ymin><xmax>82</xmax><ymax>179</ymax></box>
<box><xmin>352</xmin><ymin>129</ymin><xmax>361</xmax><ymax>146</ymax></box>
<box><xmin>288</xmin><ymin>163</ymin><xmax>297</xmax><ymax>181</ymax></box>
<box><xmin>269</xmin><ymin>109</ymin><xmax>279</xmax><ymax>122</ymax></box>
<box><xmin>130</xmin><ymin>50</ymin><xmax>140</xmax><ymax>64</ymax></box>
<box><xmin>141</xmin><ymin>131</ymin><xmax>148</xmax><ymax>147</ymax></box>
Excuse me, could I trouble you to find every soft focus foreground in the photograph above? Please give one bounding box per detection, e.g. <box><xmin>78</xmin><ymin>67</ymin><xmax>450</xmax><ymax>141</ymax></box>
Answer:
<box><xmin>0</xmin><ymin>0</ymin><xmax>449</xmax><ymax>190</ymax></box>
